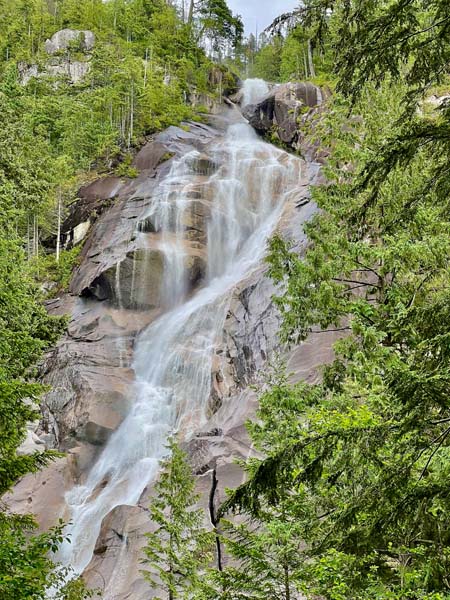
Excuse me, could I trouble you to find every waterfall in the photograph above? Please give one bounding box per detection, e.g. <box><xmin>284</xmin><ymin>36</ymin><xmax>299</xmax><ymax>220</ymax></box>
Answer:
<box><xmin>241</xmin><ymin>78</ymin><xmax>270</xmax><ymax>106</ymax></box>
<box><xmin>55</xmin><ymin>117</ymin><xmax>303</xmax><ymax>587</ymax></box>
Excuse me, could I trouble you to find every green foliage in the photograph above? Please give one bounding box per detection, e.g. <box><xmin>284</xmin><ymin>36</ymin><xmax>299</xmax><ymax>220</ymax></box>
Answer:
<box><xmin>0</xmin><ymin>235</ymin><xmax>87</xmax><ymax>597</ymax></box>
<box><xmin>195</xmin><ymin>499</ymin><xmax>308</xmax><ymax>599</ymax></box>
<box><xmin>115</xmin><ymin>153</ymin><xmax>139</xmax><ymax>179</ymax></box>
<box><xmin>142</xmin><ymin>439</ymin><xmax>214</xmax><ymax>599</ymax></box>
<box><xmin>197</xmin><ymin>0</ymin><xmax>243</xmax><ymax>54</ymax></box>
<box><xmin>252</xmin><ymin>36</ymin><xmax>283</xmax><ymax>82</ymax></box>
<box><xmin>0</xmin><ymin>517</ymin><xmax>92</xmax><ymax>600</ymax></box>
<box><xmin>231</xmin><ymin>11</ymin><xmax>334</xmax><ymax>83</ymax></box>
<box><xmin>218</xmin><ymin>2</ymin><xmax>450</xmax><ymax>593</ymax></box>
<box><xmin>37</xmin><ymin>246</ymin><xmax>82</xmax><ymax>294</ymax></box>
<box><xmin>0</xmin><ymin>239</ymin><xmax>63</xmax><ymax>383</ymax></box>
<box><xmin>0</xmin><ymin>0</ymin><xmax>231</xmax><ymax>252</ymax></box>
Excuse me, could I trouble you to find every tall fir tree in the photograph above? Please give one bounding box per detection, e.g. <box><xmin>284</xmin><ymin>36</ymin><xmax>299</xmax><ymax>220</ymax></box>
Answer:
<box><xmin>142</xmin><ymin>439</ymin><xmax>214</xmax><ymax>599</ymax></box>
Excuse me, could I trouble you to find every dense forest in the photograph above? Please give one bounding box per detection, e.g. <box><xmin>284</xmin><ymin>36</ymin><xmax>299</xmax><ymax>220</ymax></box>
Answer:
<box><xmin>1</xmin><ymin>0</ymin><xmax>450</xmax><ymax>598</ymax></box>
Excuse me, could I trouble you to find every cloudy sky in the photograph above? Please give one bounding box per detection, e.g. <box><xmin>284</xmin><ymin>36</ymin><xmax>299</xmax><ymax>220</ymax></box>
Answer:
<box><xmin>227</xmin><ymin>0</ymin><xmax>299</xmax><ymax>35</ymax></box>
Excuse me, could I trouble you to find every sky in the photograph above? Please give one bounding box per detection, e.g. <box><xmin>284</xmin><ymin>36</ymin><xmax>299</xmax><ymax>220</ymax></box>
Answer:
<box><xmin>227</xmin><ymin>0</ymin><xmax>299</xmax><ymax>36</ymax></box>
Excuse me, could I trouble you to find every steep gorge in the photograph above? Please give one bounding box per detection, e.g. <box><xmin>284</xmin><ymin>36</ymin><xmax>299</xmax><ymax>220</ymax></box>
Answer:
<box><xmin>7</xmin><ymin>80</ymin><xmax>332</xmax><ymax>599</ymax></box>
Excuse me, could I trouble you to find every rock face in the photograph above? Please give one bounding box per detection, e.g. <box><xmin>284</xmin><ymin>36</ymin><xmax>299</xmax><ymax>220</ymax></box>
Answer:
<box><xmin>66</xmin><ymin>123</ymin><xmax>220</xmax><ymax>311</ymax></box>
<box><xmin>19</xmin><ymin>59</ymin><xmax>91</xmax><ymax>85</ymax></box>
<box><xmin>243</xmin><ymin>82</ymin><xmax>330</xmax><ymax>159</ymax></box>
<box><xmin>46</xmin><ymin>121</ymin><xmax>222</xmax><ymax>450</ymax></box>
<box><xmin>6</xmin><ymin>97</ymin><xmax>334</xmax><ymax>598</ymax></box>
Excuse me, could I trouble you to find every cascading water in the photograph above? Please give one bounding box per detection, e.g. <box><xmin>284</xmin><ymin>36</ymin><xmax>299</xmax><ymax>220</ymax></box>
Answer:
<box><xmin>56</xmin><ymin>84</ymin><xmax>304</xmax><ymax>590</ymax></box>
<box><xmin>241</xmin><ymin>78</ymin><xmax>270</xmax><ymax>106</ymax></box>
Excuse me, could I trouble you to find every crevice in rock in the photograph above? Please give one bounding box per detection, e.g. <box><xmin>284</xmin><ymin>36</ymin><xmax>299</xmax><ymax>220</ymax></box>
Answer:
<box><xmin>208</xmin><ymin>468</ymin><xmax>223</xmax><ymax>572</ymax></box>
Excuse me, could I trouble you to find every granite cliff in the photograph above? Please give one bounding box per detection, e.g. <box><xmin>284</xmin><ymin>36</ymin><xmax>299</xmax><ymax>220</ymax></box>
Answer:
<box><xmin>7</xmin><ymin>82</ymin><xmax>333</xmax><ymax>599</ymax></box>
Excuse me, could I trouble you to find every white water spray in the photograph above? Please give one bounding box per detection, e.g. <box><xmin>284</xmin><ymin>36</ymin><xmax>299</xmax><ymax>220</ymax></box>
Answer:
<box><xmin>56</xmin><ymin>113</ymin><xmax>303</xmax><ymax>590</ymax></box>
<box><xmin>241</xmin><ymin>78</ymin><xmax>270</xmax><ymax>106</ymax></box>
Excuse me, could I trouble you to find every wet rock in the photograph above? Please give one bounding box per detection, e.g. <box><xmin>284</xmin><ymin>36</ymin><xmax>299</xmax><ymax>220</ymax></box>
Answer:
<box><xmin>132</xmin><ymin>141</ymin><xmax>168</xmax><ymax>172</ymax></box>
<box><xmin>79</xmin><ymin>243</ymin><xmax>207</xmax><ymax>310</ymax></box>
<box><xmin>79</xmin><ymin>421</ymin><xmax>114</xmax><ymax>446</ymax></box>
<box><xmin>87</xmin><ymin>248</ymin><xmax>165</xmax><ymax>309</ymax></box>
<box><xmin>185</xmin><ymin>153</ymin><xmax>220</xmax><ymax>176</ymax></box>
<box><xmin>84</xmin><ymin>504</ymin><xmax>154</xmax><ymax>598</ymax></box>
<box><xmin>69</xmin><ymin>124</ymin><xmax>220</xmax><ymax>301</ymax></box>
<box><xmin>137</xmin><ymin>216</ymin><xmax>157</xmax><ymax>233</ymax></box>
<box><xmin>181</xmin><ymin>198</ymin><xmax>211</xmax><ymax>243</ymax></box>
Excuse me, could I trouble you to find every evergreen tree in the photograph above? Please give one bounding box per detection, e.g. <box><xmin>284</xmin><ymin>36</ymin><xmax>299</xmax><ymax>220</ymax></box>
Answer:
<box><xmin>217</xmin><ymin>3</ymin><xmax>450</xmax><ymax>595</ymax></box>
<box><xmin>222</xmin><ymin>77</ymin><xmax>450</xmax><ymax>599</ymax></box>
<box><xmin>252</xmin><ymin>35</ymin><xmax>283</xmax><ymax>82</ymax></box>
<box><xmin>195</xmin><ymin>500</ymin><xmax>308</xmax><ymax>600</ymax></box>
<box><xmin>142</xmin><ymin>439</ymin><xmax>214</xmax><ymax>599</ymax></box>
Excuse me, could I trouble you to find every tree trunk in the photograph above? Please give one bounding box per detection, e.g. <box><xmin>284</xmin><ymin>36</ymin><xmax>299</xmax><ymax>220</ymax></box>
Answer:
<box><xmin>307</xmin><ymin>39</ymin><xmax>316</xmax><ymax>78</ymax></box>
<box><xmin>128</xmin><ymin>84</ymin><xmax>134</xmax><ymax>148</ymax></box>
<box><xmin>188</xmin><ymin>0</ymin><xmax>194</xmax><ymax>24</ymax></box>
<box><xmin>34</xmin><ymin>214</ymin><xmax>39</xmax><ymax>276</ymax></box>
<box><xmin>56</xmin><ymin>188</ymin><xmax>61</xmax><ymax>263</ymax></box>
<box><xmin>303</xmin><ymin>50</ymin><xmax>308</xmax><ymax>78</ymax></box>
<box><xmin>284</xmin><ymin>564</ymin><xmax>291</xmax><ymax>600</ymax></box>
<box><xmin>27</xmin><ymin>216</ymin><xmax>31</xmax><ymax>261</ymax></box>
<box><xmin>144</xmin><ymin>48</ymin><xmax>149</xmax><ymax>88</ymax></box>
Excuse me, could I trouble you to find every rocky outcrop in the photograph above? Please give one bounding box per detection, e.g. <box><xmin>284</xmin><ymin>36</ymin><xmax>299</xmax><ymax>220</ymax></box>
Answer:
<box><xmin>19</xmin><ymin>59</ymin><xmax>91</xmax><ymax>85</ymax></box>
<box><xmin>42</xmin><ymin>122</ymin><xmax>222</xmax><ymax>449</ymax></box>
<box><xmin>18</xmin><ymin>29</ymin><xmax>94</xmax><ymax>86</ymax></box>
<box><xmin>243</xmin><ymin>82</ymin><xmax>330</xmax><ymax>159</ymax></box>
<box><xmin>78</xmin><ymin>194</ymin><xmax>338</xmax><ymax>600</ymax></box>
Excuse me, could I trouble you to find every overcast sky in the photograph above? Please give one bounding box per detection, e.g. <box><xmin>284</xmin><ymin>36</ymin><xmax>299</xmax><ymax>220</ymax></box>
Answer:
<box><xmin>227</xmin><ymin>0</ymin><xmax>299</xmax><ymax>35</ymax></box>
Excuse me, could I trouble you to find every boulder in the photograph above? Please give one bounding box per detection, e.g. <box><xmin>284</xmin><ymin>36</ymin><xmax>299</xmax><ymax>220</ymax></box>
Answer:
<box><xmin>45</xmin><ymin>29</ymin><xmax>95</xmax><ymax>55</ymax></box>
<box><xmin>244</xmin><ymin>81</ymin><xmax>329</xmax><ymax>144</ymax></box>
